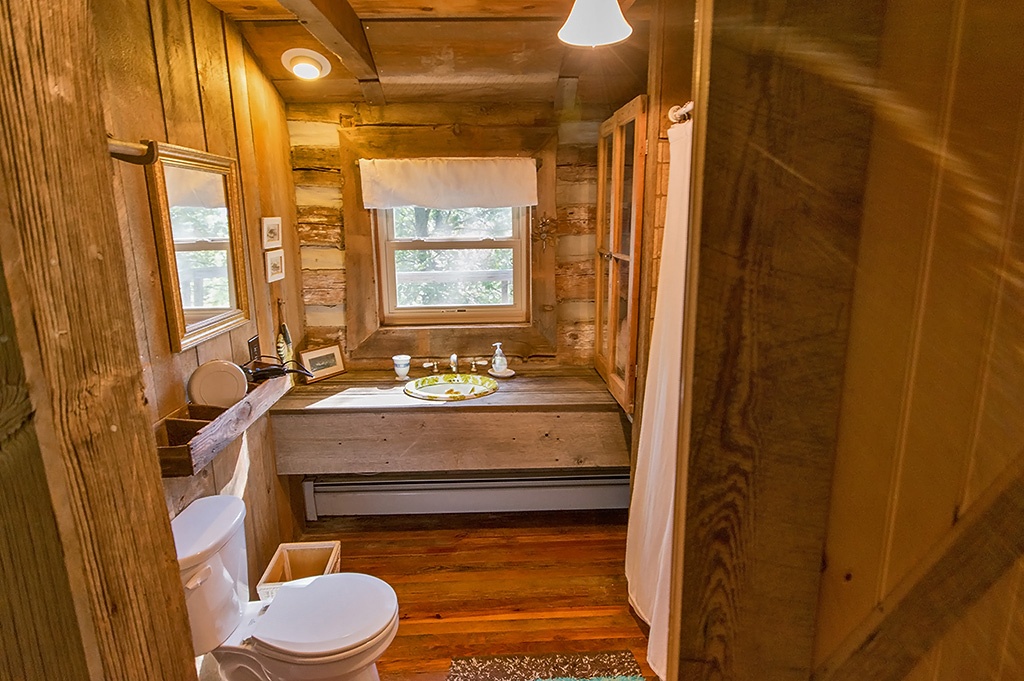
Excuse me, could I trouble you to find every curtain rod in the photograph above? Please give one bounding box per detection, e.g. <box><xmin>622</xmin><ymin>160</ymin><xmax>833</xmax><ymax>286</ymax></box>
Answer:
<box><xmin>667</xmin><ymin>102</ymin><xmax>695</xmax><ymax>124</ymax></box>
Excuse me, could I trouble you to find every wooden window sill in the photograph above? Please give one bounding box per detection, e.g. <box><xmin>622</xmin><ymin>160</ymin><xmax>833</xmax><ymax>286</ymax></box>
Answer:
<box><xmin>348</xmin><ymin>322</ymin><xmax>556</xmax><ymax>363</ymax></box>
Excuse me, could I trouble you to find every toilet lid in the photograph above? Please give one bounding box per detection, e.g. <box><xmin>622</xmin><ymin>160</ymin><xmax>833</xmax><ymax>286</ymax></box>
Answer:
<box><xmin>171</xmin><ymin>495</ymin><xmax>246</xmax><ymax>571</ymax></box>
<box><xmin>252</xmin><ymin>573</ymin><xmax>398</xmax><ymax>659</ymax></box>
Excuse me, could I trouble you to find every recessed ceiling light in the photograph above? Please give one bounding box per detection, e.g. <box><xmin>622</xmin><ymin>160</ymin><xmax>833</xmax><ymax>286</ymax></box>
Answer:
<box><xmin>558</xmin><ymin>0</ymin><xmax>633</xmax><ymax>47</ymax></box>
<box><xmin>280</xmin><ymin>48</ymin><xmax>332</xmax><ymax>80</ymax></box>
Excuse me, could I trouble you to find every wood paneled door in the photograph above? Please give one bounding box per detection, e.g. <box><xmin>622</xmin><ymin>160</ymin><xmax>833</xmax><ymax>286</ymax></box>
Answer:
<box><xmin>595</xmin><ymin>95</ymin><xmax>647</xmax><ymax>414</ymax></box>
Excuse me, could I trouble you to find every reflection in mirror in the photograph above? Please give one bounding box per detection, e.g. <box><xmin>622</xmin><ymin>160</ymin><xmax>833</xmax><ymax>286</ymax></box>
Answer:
<box><xmin>164</xmin><ymin>165</ymin><xmax>235</xmax><ymax>325</ymax></box>
<box><xmin>147</xmin><ymin>144</ymin><xmax>249</xmax><ymax>351</ymax></box>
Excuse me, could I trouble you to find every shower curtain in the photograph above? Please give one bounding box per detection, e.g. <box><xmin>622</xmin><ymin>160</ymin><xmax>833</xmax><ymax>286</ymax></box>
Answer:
<box><xmin>625</xmin><ymin>118</ymin><xmax>693</xmax><ymax>680</ymax></box>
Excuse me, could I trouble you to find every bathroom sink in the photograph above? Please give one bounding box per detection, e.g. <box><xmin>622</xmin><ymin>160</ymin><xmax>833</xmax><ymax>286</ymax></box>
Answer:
<box><xmin>404</xmin><ymin>374</ymin><xmax>499</xmax><ymax>401</ymax></box>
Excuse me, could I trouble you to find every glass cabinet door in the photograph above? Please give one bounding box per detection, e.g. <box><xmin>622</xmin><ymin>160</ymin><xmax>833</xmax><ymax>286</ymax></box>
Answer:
<box><xmin>594</xmin><ymin>95</ymin><xmax>647</xmax><ymax>414</ymax></box>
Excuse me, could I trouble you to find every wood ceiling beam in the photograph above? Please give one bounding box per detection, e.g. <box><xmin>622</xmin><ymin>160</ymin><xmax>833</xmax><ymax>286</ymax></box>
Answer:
<box><xmin>276</xmin><ymin>0</ymin><xmax>384</xmax><ymax>102</ymax></box>
<box><xmin>344</xmin><ymin>0</ymin><xmax>635</xmax><ymax>20</ymax></box>
<box><xmin>813</xmin><ymin>448</ymin><xmax>1024</xmax><ymax>681</ymax></box>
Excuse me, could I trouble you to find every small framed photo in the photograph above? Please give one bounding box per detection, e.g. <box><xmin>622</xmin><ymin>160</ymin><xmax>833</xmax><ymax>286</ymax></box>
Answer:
<box><xmin>300</xmin><ymin>345</ymin><xmax>345</xmax><ymax>382</ymax></box>
<box><xmin>265</xmin><ymin>248</ymin><xmax>285</xmax><ymax>282</ymax></box>
<box><xmin>262</xmin><ymin>217</ymin><xmax>283</xmax><ymax>249</ymax></box>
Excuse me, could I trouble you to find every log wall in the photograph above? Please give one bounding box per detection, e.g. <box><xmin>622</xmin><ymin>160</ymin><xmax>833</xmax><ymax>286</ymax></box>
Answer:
<box><xmin>286</xmin><ymin>102</ymin><xmax>616</xmax><ymax>367</ymax></box>
<box><xmin>93</xmin><ymin>0</ymin><xmax>304</xmax><ymax>579</ymax></box>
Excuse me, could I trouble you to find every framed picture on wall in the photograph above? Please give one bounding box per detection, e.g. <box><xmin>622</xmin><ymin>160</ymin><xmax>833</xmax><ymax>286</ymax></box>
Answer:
<box><xmin>262</xmin><ymin>216</ymin><xmax>283</xmax><ymax>249</ymax></box>
<box><xmin>299</xmin><ymin>345</ymin><xmax>346</xmax><ymax>382</ymax></box>
<box><xmin>265</xmin><ymin>249</ymin><xmax>285</xmax><ymax>282</ymax></box>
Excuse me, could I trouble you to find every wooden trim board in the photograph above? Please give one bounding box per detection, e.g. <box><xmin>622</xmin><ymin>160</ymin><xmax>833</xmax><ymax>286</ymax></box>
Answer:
<box><xmin>813</xmin><ymin>446</ymin><xmax>1024</xmax><ymax>681</ymax></box>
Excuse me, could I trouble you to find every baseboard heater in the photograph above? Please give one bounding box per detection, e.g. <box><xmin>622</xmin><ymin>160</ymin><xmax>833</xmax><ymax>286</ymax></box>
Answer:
<box><xmin>302</xmin><ymin>472</ymin><xmax>631</xmax><ymax>520</ymax></box>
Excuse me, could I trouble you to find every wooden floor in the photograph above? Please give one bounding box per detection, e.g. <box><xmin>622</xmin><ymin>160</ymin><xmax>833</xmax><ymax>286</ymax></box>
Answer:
<box><xmin>301</xmin><ymin>510</ymin><xmax>654</xmax><ymax>681</ymax></box>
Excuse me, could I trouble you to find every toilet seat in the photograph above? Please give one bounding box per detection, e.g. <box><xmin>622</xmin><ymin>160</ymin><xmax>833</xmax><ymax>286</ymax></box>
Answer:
<box><xmin>251</xmin><ymin>573</ymin><xmax>399</xmax><ymax>662</ymax></box>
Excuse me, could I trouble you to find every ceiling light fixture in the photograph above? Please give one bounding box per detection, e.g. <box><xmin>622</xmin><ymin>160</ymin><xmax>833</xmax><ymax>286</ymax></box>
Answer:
<box><xmin>557</xmin><ymin>0</ymin><xmax>633</xmax><ymax>48</ymax></box>
<box><xmin>290</xmin><ymin>56</ymin><xmax>321</xmax><ymax>80</ymax></box>
<box><xmin>280</xmin><ymin>48</ymin><xmax>332</xmax><ymax>80</ymax></box>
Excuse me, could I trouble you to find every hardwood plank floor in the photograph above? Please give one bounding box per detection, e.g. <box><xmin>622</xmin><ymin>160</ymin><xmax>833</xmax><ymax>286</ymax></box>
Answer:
<box><xmin>301</xmin><ymin>510</ymin><xmax>654</xmax><ymax>681</ymax></box>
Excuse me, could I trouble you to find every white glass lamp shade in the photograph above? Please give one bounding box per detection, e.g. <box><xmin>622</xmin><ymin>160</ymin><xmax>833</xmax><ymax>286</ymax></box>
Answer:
<box><xmin>557</xmin><ymin>0</ymin><xmax>633</xmax><ymax>47</ymax></box>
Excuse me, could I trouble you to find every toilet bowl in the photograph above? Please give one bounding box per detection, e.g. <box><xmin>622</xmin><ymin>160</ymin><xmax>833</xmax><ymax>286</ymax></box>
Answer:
<box><xmin>171</xmin><ymin>496</ymin><xmax>398</xmax><ymax>681</ymax></box>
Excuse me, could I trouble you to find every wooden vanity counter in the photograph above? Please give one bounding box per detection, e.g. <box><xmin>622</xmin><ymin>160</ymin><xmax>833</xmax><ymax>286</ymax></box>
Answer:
<box><xmin>269</xmin><ymin>368</ymin><xmax>631</xmax><ymax>475</ymax></box>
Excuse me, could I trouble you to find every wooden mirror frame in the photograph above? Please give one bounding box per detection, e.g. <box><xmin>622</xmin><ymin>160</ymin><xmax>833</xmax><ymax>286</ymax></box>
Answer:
<box><xmin>145</xmin><ymin>143</ymin><xmax>250</xmax><ymax>352</ymax></box>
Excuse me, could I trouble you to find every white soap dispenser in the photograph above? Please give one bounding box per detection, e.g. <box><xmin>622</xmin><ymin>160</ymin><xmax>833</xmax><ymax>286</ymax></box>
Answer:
<box><xmin>490</xmin><ymin>342</ymin><xmax>508</xmax><ymax>374</ymax></box>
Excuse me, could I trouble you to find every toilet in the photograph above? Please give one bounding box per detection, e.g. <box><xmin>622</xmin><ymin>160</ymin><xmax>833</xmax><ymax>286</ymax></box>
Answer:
<box><xmin>171</xmin><ymin>495</ymin><xmax>399</xmax><ymax>681</ymax></box>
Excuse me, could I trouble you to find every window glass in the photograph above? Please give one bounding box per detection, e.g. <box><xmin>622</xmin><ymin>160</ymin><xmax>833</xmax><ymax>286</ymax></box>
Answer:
<box><xmin>395</xmin><ymin>248</ymin><xmax>514</xmax><ymax>307</ymax></box>
<box><xmin>377</xmin><ymin>206</ymin><xmax>528</xmax><ymax>324</ymax></box>
<box><xmin>617</xmin><ymin>120</ymin><xmax>636</xmax><ymax>255</ymax></box>
<box><xmin>392</xmin><ymin>207</ymin><xmax>513</xmax><ymax>240</ymax></box>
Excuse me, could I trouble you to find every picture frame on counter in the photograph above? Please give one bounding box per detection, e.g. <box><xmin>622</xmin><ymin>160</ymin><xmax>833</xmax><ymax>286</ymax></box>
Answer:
<box><xmin>299</xmin><ymin>344</ymin><xmax>345</xmax><ymax>382</ymax></box>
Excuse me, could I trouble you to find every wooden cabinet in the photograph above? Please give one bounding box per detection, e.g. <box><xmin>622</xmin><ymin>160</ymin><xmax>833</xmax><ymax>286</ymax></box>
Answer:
<box><xmin>270</xmin><ymin>370</ymin><xmax>630</xmax><ymax>475</ymax></box>
<box><xmin>595</xmin><ymin>95</ymin><xmax>647</xmax><ymax>414</ymax></box>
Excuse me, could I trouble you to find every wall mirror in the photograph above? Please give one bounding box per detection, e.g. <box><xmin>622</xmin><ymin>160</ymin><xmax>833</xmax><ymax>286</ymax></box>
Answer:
<box><xmin>146</xmin><ymin>143</ymin><xmax>249</xmax><ymax>352</ymax></box>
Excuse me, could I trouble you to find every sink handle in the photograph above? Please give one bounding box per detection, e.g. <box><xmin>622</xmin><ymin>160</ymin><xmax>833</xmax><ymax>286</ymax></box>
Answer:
<box><xmin>422</xmin><ymin>361</ymin><xmax>439</xmax><ymax>373</ymax></box>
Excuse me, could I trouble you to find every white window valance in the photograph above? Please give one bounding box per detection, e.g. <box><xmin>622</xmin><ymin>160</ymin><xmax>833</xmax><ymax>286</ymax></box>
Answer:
<box><xmin>358</xmin><ymin>157</ymin><xmax>538</xmax><ymax>209</ymax></box>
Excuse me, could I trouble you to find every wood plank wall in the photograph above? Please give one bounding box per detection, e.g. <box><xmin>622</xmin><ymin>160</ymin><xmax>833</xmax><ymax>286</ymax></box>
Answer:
<box><xmin>676</xmin><ymin>0</ymin><xmax>884</xmax><ymax>678</ymax></box>
<box><xmin>631</xmin><ymin>0</ymin><xmax>696</xmax><ymax>462</ymax></box>
<box><xmin>92</xmin><ymin>0</ymin><xmax>304</xmax><ymax>581</ymax></box>
<box><xmin>285</xmin><ymin>102</ymin><xmax>614</xmax><ymax>367</ymax></box>
<box><xmin>815</xmin><ymin>0</ymin><xmax>1024</xmax><ymax>674</ymax></box>
<box><xmin>1</xmin><ymin>1</ymin><xmax>197</xmax><ymax>675</ymax></box>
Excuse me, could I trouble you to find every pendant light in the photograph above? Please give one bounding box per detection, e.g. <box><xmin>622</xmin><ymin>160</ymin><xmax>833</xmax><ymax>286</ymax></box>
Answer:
<box><xmin>557</xmin><ymin>0</ymin><xmax>633</xmax><ymax>47</ymax></box>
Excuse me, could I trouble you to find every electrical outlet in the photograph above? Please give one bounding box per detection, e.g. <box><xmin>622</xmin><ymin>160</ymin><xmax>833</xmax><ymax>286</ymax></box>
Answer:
<box><xmin>247</xmin><ymin>335</ymin><xmax>261</xmax><ymax>363</ymax></box>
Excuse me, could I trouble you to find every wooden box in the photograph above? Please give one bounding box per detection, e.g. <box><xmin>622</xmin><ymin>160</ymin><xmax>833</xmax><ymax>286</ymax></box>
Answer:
<box><xmin>154</xmin><ymin>375</ymin><xmax>290</xmax><ymax>478</ymax></box>
<box><xmin>256</xmin><ymin>540</ymin><xmax>341</xmax><ymax>601</ymax></box>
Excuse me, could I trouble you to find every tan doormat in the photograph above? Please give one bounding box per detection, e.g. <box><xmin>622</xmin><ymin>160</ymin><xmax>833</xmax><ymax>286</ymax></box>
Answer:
<box><xmin>447</xmin><ymin>650</ymin><xmax>644</xmax><ymax>681</ymax></box>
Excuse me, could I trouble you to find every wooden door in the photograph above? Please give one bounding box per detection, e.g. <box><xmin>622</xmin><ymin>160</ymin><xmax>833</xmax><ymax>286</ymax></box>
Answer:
<box><xmin>595</xmin><ymin>95</ymin><xmax>647</xmax><ymax>414</ymax></box>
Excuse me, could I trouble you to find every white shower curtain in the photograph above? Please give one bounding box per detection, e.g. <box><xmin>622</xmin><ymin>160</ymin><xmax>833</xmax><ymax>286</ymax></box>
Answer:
<box><xmin>625</xmin><ymin>119</ymin><xmax>693</xmax><ymax>680</ymax></box>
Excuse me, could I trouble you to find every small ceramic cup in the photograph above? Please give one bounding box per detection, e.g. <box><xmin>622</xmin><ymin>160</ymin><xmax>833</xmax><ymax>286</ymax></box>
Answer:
<box><xmin>392</xmin><ymin>354</ymin><xmax>411</xmax><ymax>380</ymax></box>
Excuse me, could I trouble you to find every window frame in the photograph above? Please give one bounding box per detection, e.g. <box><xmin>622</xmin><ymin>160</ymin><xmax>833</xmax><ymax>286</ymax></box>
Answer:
<box><xmin>374</xmin><ymin>206</ymin><xmax>532</xmax><ymax>326</ymax></box>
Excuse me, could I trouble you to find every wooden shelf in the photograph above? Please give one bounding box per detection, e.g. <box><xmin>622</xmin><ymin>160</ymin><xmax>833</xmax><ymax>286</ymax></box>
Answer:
<box><xmin>156</xmin><ymin>375</ymin><xmax>290</xmax><ymax>477</ymax></box>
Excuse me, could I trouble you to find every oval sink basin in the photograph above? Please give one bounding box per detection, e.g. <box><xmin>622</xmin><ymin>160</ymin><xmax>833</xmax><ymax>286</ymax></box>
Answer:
<box><xmin>404</xmin><ymin>373</ymin><xmax>499</xmax><ymax>401</ymax></box>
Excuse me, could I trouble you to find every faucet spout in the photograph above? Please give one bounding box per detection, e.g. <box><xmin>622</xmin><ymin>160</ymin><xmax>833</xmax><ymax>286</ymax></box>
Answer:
<box><xmin>449</xmin><ymin>353</ymin><xmax>458</xmax><ymax>373</ymax></box>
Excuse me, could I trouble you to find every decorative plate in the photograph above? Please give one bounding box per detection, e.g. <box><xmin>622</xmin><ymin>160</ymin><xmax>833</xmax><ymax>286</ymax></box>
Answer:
<box><xmin>187</xmin><ymin>359</ymin><xmax>248</xmax><ymax>407</ymax></box>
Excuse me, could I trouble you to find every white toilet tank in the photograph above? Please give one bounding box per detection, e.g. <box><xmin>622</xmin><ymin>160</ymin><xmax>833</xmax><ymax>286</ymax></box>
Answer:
<box><xmin>171</xmin><ymin>495</ymin><xmax>249</xmax><ymax>656</ymax></box>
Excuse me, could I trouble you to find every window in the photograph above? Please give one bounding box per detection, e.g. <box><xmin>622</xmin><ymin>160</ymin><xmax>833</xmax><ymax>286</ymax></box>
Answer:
<box><xmin>375</xmin><ymin>205</ymin><xmax>530</xmax><ymax>324</ymax></box>
<box><xmin>359</xmin><ymin>157</ymin><xmax>538</xmax><ymax>327</ymax></box>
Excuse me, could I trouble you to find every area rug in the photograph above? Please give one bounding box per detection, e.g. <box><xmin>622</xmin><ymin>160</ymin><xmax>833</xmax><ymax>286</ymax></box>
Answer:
<box><xmin>447</xmin><ymin>650</ymin><xmax>644</xmax><ymax>681</ymax></box>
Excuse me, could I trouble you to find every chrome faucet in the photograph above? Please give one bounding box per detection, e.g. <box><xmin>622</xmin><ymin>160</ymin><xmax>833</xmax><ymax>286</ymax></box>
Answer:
<box><xmin>449</xmin><ymin>353</ymin><xmax>459</xmax><ymax>373</ymax></box>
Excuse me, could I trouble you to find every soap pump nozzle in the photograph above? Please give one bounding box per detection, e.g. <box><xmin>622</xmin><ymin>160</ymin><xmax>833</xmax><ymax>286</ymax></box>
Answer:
<box><xmin>490</xmin><ymin>342</ymin><xmax>508</xmax><ymax>373</ymax></box>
